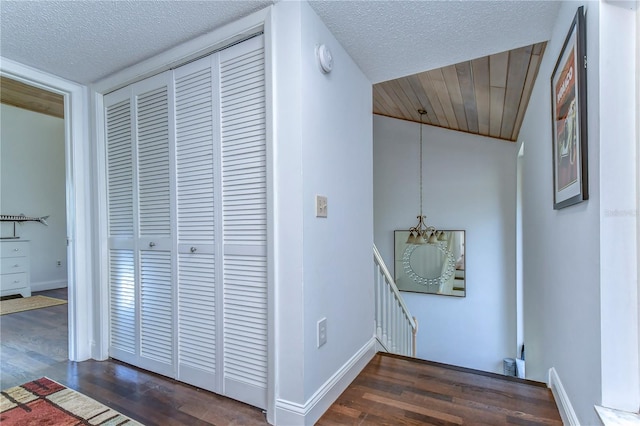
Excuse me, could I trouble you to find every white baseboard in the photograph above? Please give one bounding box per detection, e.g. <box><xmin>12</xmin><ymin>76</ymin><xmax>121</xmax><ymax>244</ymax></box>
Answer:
<box><xmin>548</xmin><ymin>367</ymin><xmax>580</xmax><ymax>426</ymax></box>
<box><xmin>375</xmin><ymin>335</ymin><xmax>389</xmax><ymax>353</ymax></box>
<box><xmin>31</xmin><ymin>279</ymin><xmax>67</xmax><ymax>292</ymax></box>
<box><xmin>275</xmin><ymin>338</ymin><xmax>376</xmax><ymax>425</ymax></box>
<box><xmin>595</xmin><ymin>405</ymin><xmax>640</xmax><ymax>425</ymax></box>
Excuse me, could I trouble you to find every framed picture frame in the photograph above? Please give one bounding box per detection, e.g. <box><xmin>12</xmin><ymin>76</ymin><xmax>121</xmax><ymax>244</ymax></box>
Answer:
<box><xmin>393</xmin><ymin>230</ymin><xmax>466</xmax><ymax>297</ymax></box>
<box><xmin>551</xmin><ymin>6</ymin><xmax>588</xmax><ymax>210</ymax></box>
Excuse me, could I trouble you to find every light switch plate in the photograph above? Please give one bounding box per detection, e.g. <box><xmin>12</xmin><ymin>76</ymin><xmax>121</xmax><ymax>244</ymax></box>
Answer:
<box><xmin>316</xmin><ymin>195</ymin><xmax>328</xmax><ymax>218</ymax></box>
<box><xmin>317</xmin><ymin>317</ymin><xmax>327</xmax><ymax>347</ymax></box>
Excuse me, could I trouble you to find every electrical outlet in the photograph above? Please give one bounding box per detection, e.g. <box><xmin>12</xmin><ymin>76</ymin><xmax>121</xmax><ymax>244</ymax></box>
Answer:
<box><xmin>316</xmin><ymin>195</ymin><xmax>328</xmax><ymax>218</ymax></box>
<box><xmin>56</xmin><ymin>260</ymin><xmax>62</xmax><ymax>267</ymax></box>
<box><xmin>317</xmin><ymin>317</ymin><xmax>327</xmax><ymax>348</ymax></box>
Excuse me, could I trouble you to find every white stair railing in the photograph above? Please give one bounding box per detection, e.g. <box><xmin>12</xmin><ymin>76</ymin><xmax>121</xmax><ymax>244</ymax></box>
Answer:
<box><xmin>373</xmin><ymin>244</ymin><xmax>417</xmax><ymax>357</ymax></box>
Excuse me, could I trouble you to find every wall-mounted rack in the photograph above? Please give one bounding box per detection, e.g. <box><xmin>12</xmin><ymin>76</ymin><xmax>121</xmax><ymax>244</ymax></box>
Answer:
<box><xmin>0</xmin><ymin>214</ymin><xmax>49</xmax><ymax>239</ymax></box>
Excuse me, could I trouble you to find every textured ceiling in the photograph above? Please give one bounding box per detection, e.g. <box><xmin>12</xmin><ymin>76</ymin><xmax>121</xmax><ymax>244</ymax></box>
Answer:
<box><xmin>308</xmin><ymin>1</ymin><xmax>560</xmax><ymax>84</ymax></box>
<box><xmin>0</xmin><ymin>0</ymin><xmax>561</xmax><ymax>86</ymax></box>
<box><xmin>0</xmin><ymin>0</ymin><xmax>274</xmax><ymax>84</ymax></box>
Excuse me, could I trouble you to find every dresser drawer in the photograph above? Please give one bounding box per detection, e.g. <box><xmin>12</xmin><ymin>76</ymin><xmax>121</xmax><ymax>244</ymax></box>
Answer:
<box><xmin>1</xmin><ymin>257</ymin><xmax>27</xmax><ymax>274</ymax></box>
<box><xmin>1</xmin><ymin>241</ymin><xmax>29</xmax><ymax>258</ymax></box>
<box><xmin>1</xmin><ymin>273</ymin><xmax>28</xmax><ymax>291</ymax></box>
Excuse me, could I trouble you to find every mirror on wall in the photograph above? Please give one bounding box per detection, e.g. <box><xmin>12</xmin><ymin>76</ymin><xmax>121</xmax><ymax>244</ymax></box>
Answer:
<box><xmin>394</xmin><ymin>230</ymin><xmax>465</xmax><ymax>297</ymax></box>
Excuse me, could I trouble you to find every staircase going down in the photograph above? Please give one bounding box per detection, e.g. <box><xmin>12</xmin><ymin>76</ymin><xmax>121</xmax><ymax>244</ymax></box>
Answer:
<box><xmin>373</xmin><ymin>244</ymin><xmax>417</xmax><ymax>357</ymax></box>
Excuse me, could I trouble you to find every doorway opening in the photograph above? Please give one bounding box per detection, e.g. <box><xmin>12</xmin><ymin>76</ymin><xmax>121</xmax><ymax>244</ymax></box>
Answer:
<box><xmin>0</xmin><ymin>77</ymin><xmax>69</xmax><ymax>386</ymax></box>
<box><xmin>0</xmin><ymin>60</ymin><xmax>93</xmax><ymax>364</ymax></box>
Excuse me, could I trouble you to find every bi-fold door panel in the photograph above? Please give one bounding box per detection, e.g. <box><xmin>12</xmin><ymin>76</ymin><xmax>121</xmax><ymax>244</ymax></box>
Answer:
<box><xmin>105</xmin><ymin>72</ymin><xmax>175</xmax><ymax>377</ymax></box>
<box><xmin>136</xmin><ymin>78</ymin><xmax>175</xmax><ymax>376</ymax></box>
<box><xmin>174</xmin><ymin>56</ymin><xmax>220</xmax><ymax>392</ymax></box>
<box><xmin>134</xmin><ymin>74</ymin><xmax>175</xmax><ymax>378</ymax></box>
<box><xmin>219</xmin><ymin>35</ymin><xmax>267</xmax><ymax>410</ymax></box>
<box><xmin>105</xmin><ymin>94</ymin><xmax>137</xmax><ymax>364</ymax></box>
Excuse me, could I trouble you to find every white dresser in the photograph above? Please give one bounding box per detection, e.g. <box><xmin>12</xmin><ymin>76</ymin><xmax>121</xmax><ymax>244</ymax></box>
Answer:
<box><xmin>0</xmin><ymin>240</ymin><xmax>31</xmax><ymax>298</ymax></box>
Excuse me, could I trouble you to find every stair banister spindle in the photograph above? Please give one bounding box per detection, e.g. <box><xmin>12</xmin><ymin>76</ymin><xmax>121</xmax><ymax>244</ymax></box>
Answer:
<box><xmin>406</xmin><ymin>322</ymin><xmax>409</xmax><ymax>355</ymax></box>
<box><xmin>400</xmin><ymin>303</ymin><xmax>404</xmax><ymax>351</ymax></box>
<box><xmin>390</xmin><ymin>298</ymin><xmax>396</xmax><ymax>352</ymax></box>
<box><xmin>387</xmin><ymin>290</ymin><xmax>393</xmax><ymax>349</ymax></box>
<box><xmin>394</xmin><ymin>301</ymin><xmax>399</xmax><ymax>353</ymax></box>
<box><xmin>376</xmin><ymin>267</ymin><xmax>382</xmax><ymax>340</ymax></box>
<box><xmin>402</xmin><ymin>310</ymin><xmax>407</xmax><ymax>354</ymax></box>
<box><xmin>382</xmin><ymin>276</ymin><xmax>388</xmax><ymax>347</ymax></box>
<box><xmin>412</xmin><ymin>316</ymin><xmax>418</xmax><ymax>357</ymax></box>
<box><xmin>399</xmin><ymin>302</ymin><xmax>403</xmax><ymax>351</ymax></box>
<box><xmin>400</xmin><ymin>311</ymin><xmax>404</xmax><ymax>354</ymax></box>
<box><xmin>374</xmin><ymin>266</ymin><xmax>378</xmax><ymax>336</ymax></box>
<box><xmin>387</xmin><ymin>295</ymin><xmax>392</xmax><ymax>351</ymax></box>
<box><xmin>385</xmin><ymin>288</ymin><xmax>391</xmax><ymax>349</ymax></box>
<box><xmin>397</xmin><ymin>302</ymin><xmax>401</xmax><ymax>353</ymax></box>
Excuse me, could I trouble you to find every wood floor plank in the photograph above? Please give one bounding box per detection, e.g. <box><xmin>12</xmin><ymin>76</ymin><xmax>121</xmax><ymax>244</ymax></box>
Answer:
<box><xmin>319</xmin><ymin>353</ymin><xmax>562</xmax><ymax>425</ymax></box>
<box><xmin>380</xmin><ymin>357</ymin><xmax>560</xmax><ymax>420</ymax></box>
<box><xmin>3</xmin><ymin>291</ymin><xmax>562</xmax><ymax>425</ymax></box>
<box><xmin>364</xmin><ymin>392</ymin><xmax>464</xmax><ymax>424</ymax></box>
<box><xmin>403</xmin><ymin>389</ymin><xmax>509</xmax><ymax>425</ymax></box>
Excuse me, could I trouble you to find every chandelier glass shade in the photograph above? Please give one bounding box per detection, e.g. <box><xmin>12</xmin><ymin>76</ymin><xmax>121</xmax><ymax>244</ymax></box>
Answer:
<box><xmin>407</xmin><ymin>109</ymin><xmax>440</xmax><ymax>245</ymax></box>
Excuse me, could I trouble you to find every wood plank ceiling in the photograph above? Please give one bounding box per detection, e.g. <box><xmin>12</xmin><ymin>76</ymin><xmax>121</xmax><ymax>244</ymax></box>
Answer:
<box><xmin>373</xmin><ymin>42</ymin><xmax>546</xmax><ymax>142</ymax></box>
<box><xmin>0</xmin><ymin>76</ymin><xmax>64</xmax><ymax>118</ymax></box>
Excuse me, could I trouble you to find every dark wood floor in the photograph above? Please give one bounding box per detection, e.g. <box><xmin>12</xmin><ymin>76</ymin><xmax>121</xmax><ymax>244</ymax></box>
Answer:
<box><xmin>0</xmin><ymin>289</ymin><xmax>269</xmax><ymax>424</ymax></box>
<box><xmin>318</xmin><ymin>353</ymin><xmax>562</xmax><ymax>425</ymax></box>
<box><xmin>1</xmin><ymin>290</ymin><xmax>561</xmax><ymax>425</ymax></box>
<box><xmin>0</xmin><ymin>287</ymin><xmax>69</xmax><ymax>389</ymax></box>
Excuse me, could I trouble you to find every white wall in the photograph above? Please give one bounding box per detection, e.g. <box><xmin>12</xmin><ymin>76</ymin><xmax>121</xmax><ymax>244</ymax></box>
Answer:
<box><xmin>272</xmin><ymin>2</ymin><xmax>374</xmax><ymax>423</ymax></box>
<box><xmin>374</xmin><ymin>115</ymin><xmax>517</xmax><ymax>374</ymax></box>
<box><xmin>519</xmin><ymin>2</ymin><xmax>602</xmax><ymax>424</ymax></box>
<box><xmin>300</xmin><ymin>1</ymin><xmax>374</xmax><ymax>400</ymax></box>
<box><xmin>598</xmin><ymin>0</ymin><xmax>638</xmax><ymax>412</ymax></box>
<box><xmin>0</xmin><ymin>104</ymin><xmax>67</xmax><ymax>289</ymax></box>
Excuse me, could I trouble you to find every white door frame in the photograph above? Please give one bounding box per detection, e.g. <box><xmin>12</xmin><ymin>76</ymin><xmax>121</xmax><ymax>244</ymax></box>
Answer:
<box><xmin>0</xmin><ymin>58</ymin><xmax>93</xmax><ymax>362</ymax></box>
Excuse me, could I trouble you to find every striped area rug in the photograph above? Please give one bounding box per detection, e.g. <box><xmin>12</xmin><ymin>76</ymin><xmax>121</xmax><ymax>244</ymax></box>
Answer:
<box><xmin>0</xmin><ymin>377</ymin><xmax>141</xmax><ymax>425</ymax></box>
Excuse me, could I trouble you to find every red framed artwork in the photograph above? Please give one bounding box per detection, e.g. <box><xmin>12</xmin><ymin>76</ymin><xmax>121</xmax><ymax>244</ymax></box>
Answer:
<box><xmin>551</xmin><ymin>6</ymin><xmax>588</xmax><ymax>209</ymax></box>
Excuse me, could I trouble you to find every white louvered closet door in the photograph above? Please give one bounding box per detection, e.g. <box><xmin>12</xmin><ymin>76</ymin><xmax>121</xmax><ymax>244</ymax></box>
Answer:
<box><xmin>105</xmin><ymin>89</ymin><xmax>136</xmax><ymax>366</ymax></box>
<box><xmin>218</xmin><ymin>35</ymin><xmax>267</xmax><ymax>410</ymax></box>
<box><xmin>105</xmin><ymin>34</ymin><xmax>267</xmax><ymax>408</ymax></box>
<box><xmin>174</xmin><ymin>55</ymin><xmax>221</xmax><ymax>393</ymax></box>
<box><xmin>134</xmin><ymin>73</ymin><xmax>175</xmax><ymax>377</ymax></box>
<box><xmin>105</xmin><ymin>72</ymin><xmax>175</xmax><ymax>378</ymax></box>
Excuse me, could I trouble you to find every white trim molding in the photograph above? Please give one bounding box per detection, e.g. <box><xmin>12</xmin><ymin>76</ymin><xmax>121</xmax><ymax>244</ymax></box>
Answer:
<box><xmin>548</xmin><ymin>367</ymin><xmax>580</xmax><ymax>426</ymax></box>
<box><xmin>375</xmin><ymin>335</ymin><xmax>390</xmax><ymax>353</ymax></box>
<box><xmin>0</xmin><ymin>57</ymin><xmax>92</xmax><ymax>362</ymax></box>
<box><xmin>31</xmin><ymin>280</ymin><xmax>68</xmax><ymax>293</ymax></box>
<box><xmin>595</xmin><ymin>405</ymin><xmax>640</xmax><ymax>425</ymax></box>
<box><xmin>275</xmin><ymin>338</ymin><xmax>376</xmax><ymax>425</ymax></box>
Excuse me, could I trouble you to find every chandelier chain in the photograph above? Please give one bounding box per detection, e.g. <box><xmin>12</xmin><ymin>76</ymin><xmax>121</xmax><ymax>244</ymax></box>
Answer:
<box><xmin>419</xmin><ymin>110</ymin><xmax>424</xmax><ymax>218</ymax></box>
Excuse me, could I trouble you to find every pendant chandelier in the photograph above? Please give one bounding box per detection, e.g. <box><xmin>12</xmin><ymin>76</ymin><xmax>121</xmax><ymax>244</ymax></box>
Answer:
<box><xmin>406</xmin><ymin>109</ymin><xmax>445</xmax><ymax>245</ymax></box>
